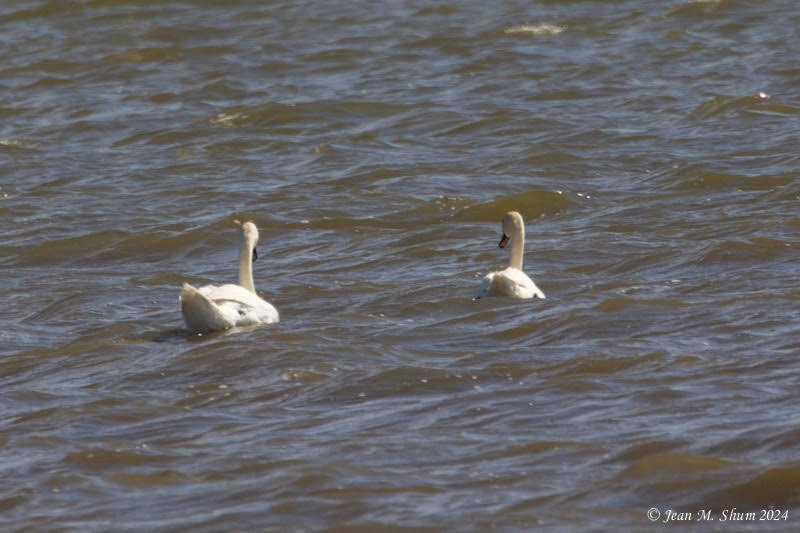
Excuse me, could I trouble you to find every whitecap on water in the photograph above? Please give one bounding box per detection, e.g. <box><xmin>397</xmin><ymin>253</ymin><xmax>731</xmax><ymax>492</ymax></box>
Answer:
<box><xmin>504</xmin><ymin>23</ymin><xmax>565</xmax><ymax>37</ymax></box>
<box><xmin>209</xmin><ymin>111</ymin><xmax>246</xmax><ymax>127</ymax></box>
<box><xmin>0</xmin><ymin>138</ymin><xmax>35</xmax><ymax>148</ymax></box>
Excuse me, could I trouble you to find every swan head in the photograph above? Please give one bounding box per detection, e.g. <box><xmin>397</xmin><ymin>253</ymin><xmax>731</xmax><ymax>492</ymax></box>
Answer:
<box><xmin>499</xmin><ymin>211</ymin><xmax>524</xmax><ymax>248</ymax></box>
<box><xmin>242</xmin><ymin>221</ymin><xmax>259</xmax><ymax>261</ymax></box>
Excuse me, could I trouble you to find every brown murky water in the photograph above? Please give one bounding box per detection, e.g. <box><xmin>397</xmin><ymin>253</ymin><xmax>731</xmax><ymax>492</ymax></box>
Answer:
<box><xmin>2</xmin><ymin>0</ymin><xmax>799</xmax><ymax>530</ymax></box>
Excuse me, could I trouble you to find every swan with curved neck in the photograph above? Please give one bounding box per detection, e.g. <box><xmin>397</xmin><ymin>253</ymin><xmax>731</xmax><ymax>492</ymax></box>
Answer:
<box><xmin>476</xmin><ymin>211</ymin><xmax>545</xmax><ymax>300</ymax></box>
<box><xmin>180</xmin><ymin>221</ymin><xmax>279</xmax><ymax>333</ymax></box>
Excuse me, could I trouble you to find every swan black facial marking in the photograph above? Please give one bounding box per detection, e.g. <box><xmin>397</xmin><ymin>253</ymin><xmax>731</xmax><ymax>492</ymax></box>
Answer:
<box><xmin>252</xmin><ymin>248</ymin><xmax>258</xmax><ymax>262</ymax></box>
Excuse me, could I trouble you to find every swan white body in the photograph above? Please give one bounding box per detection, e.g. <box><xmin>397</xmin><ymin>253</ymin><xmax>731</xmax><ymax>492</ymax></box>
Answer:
<box><xmin>180</xmin><ymin>222</ymin><xmax>279</xmax><ymax>333</ymax></box>
<box><xmin>476</xmin><ymin>211</ymin><xmax>545</xmax><ymax>300</ymax></box>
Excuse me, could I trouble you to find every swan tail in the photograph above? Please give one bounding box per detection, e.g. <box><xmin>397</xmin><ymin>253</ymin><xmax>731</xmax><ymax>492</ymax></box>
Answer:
<box><xmin>474</xmin><ymin>273</ymin><xmax>494</xmax><ymax>300</ymax></box>
<box><xmin>180</xmin><ymin>283</ymin><xmax>231</xmax><ymax>333</ymax></box>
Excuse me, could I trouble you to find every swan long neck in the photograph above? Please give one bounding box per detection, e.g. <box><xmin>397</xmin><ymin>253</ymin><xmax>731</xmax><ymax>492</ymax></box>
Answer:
<box><xmin>238</xmin><ymin>234</ymin><xmax>256</xmax><ymax>293</ymax></box>
<box><xmin>509</xmin><ymin>224</ymin><xmax>525</xmax><ymax>270</ymax></box>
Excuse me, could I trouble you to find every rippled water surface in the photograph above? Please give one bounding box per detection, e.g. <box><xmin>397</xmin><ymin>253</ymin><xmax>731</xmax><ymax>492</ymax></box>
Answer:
<box><xmin>2</xmin><ymin>0</ymin><xmax>799</xmax><ymax>530</ymax></box>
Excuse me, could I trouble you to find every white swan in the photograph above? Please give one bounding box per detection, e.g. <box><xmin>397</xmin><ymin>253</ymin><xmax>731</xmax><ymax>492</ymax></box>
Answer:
<box><xmin>180</xmin><ymin>221</ymin><xmax>279</xmax><ymax>333</ymax></box>
<box><xmin>476</xmin><ymin>211</ymin><xmax>545</xmax><ymax>300</ymax></box>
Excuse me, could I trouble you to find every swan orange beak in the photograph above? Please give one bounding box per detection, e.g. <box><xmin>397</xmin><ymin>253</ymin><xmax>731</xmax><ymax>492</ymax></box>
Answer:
<box><xmin>498</xmin><ymin>233</ymin><xmax>509</xmax><ymax>248</ymax></box>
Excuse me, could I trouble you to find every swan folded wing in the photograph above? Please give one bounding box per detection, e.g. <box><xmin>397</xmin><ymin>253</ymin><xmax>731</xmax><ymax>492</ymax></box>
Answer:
<box><xmin>501</xmin><ymin>268</ymin><xmax>545</xmax><ymax>299</ymax></box>
<box><xmin>205</xmin><ymin>284</ymin><xmax>279</xmax><ymax>325</ymax></box>
<box><xmin>479</xmin><ymin>268</ymin><xmax>545</xmax><ymax>299</ymax></box>
<box><xmin>180</xmin><ymin>283</ymin><xmax>238</xmax><ymax>332</ymax></box>
<box><xmin>200</xmin><ymin>283</ymin><xmax>263</xmax><ymax>306</ymax></box>
<box><xmin>180</xmin><ymin>283</ymin><xmax>278</xmax><ymax>333</ymax></box>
